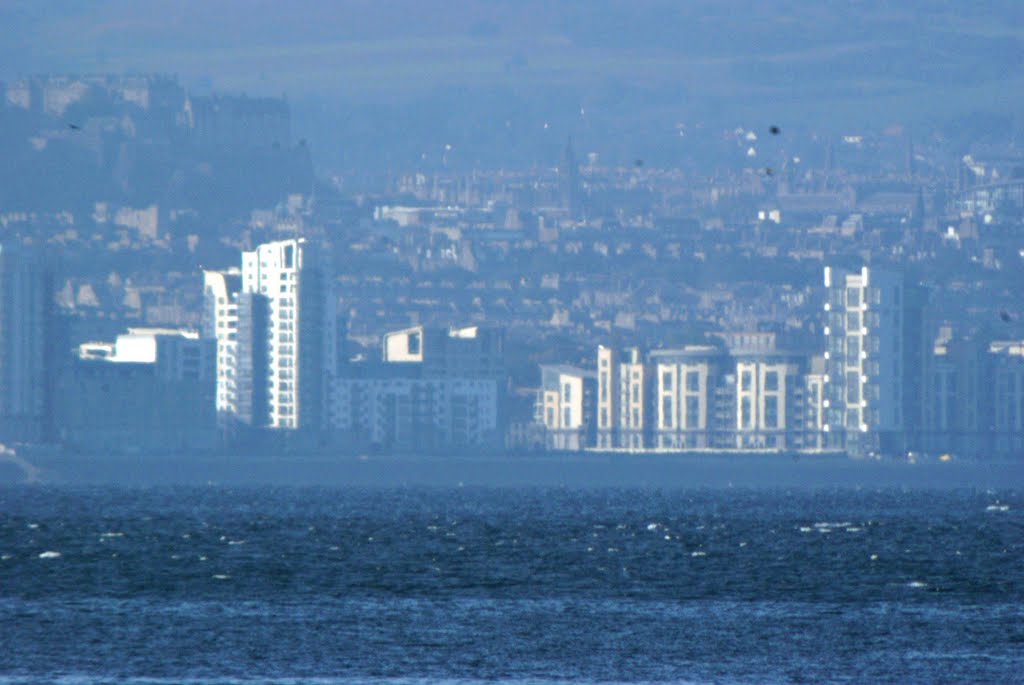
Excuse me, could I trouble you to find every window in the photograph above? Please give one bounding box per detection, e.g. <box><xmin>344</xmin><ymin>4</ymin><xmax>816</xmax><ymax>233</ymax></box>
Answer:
<box><xmin>765</xmin><ymin>371</ymin><xmax>779</xmax><ymax>392</ymax></box>
<box><xmin>632</xmin><ymin>384</ymin><xmax>640</xmax><ymax>403</ymax></box>
<box><xmin>765</xmin><ymin>396</ymin><xmax>779</xmax><ymax>428</ymax></box>
<box><xmin>846</xmin><ymin>287</ymin><xmax>861</xmax><ymax>306</ymax></box>
<box><xmin>846</xmin><ymin>311</ymin><xmax>861</xmax><ymax>330</ymax></box>
<box><xmin>686</xmin><ymin>396</ymin><xmax>700</xmax><ymax>428</ymax></box>
<box><xmin>600</xmin><ymin>372</ymin><xmax>608</xmax><ymax>401</ymax></box>
<box><xmin>846</xmin><ymin>372</ymin><xmax>861</xmax><ymax>403</ymax></box>
<box><xmin>662</xmin><ymin>371</ymin><xmax>673</xmax><ymax>391</ymax></box>
<box><xmin>600</xmin><ymin>408</ymin><xmax>608</xmax><ymax>428</ymax></box>
<box><xmin>546</xmin><ymin>408</ymin><xmax>554</xmax><ymax>427</ymax></box>
<box><xmin>741</xmin><ymin>371</ymin><xmax>752</xmax><ymax>392</ymax></box>
<box><xmin>632</xmin><ymin>408</ymin><xmax>640</xmax><ymax>427</ymax></box>
<box><xmin>686</xmin><ymin>371</ymin><xmax>700</xmax><ymax>392</ymax></box>
<box><xmin>563</xmin><ymin>408</ymin><xmax>572</xmax><ymax>427</ymax></box>
<box><xmin>846</xmin><ymin>337</ymin><xmax>861</xmax><ymax>365</ymax></box>
<box><xmin>407</xmin><ymin>332</ymin><xmax>421</xmax><ymax>355</ymax></box>
<box><xmin>662</xmin><ymin>397</ymin><xmax>673</xmax><ymax>428</ymax></box>
<box><xmin>741</xmin><ymin>397</ymin><xmax>753</xmax><ymax>428</ymax></box>
<box><xmin>563</xmin><ymin>382</ymin><xmax>572</xmax><ymax>403</ymax></box>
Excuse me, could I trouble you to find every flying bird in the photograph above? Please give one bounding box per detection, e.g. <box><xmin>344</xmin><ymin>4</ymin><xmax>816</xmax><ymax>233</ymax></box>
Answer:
<box><xmin>67</xmin><ymin>123</ymin><xmax>81</xmax><ymax>131</ymax></box>
<box><xmin>1000</xmin><ymin>310</ymin><xmax>1012</xmax><ymax>323</ymax></box>
<box><xmin>634</xmin><ymin>159</ymin><xmax>644</xmax><ymax>168</ymax></box>
<box><xmin>769</xmin><ymin>125</ymin><xmax>780</xmax><ymax>135</ymax></box>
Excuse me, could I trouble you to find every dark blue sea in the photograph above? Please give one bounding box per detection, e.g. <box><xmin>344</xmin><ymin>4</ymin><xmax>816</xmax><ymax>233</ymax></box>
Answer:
<box><xmin>1</xmin><ymin>486</ymin><xmax>1022</xmax><ymax>684</ymax></box>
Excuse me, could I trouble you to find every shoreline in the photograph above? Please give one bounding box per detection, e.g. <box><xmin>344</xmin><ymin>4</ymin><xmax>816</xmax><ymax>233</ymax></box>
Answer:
<box><xmin>3</xmin><ymin>450</ymin><xmax>1021</xmax><ymax>488</ymax></box>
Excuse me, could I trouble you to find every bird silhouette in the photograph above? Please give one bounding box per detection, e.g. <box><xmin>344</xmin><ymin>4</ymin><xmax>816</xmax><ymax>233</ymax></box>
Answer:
<box><xmin>1000</xmin><ymin>310</ymin><xmax>1012</xmax><ymax>323</ymax></box>
<box><xmin>67</xmin><ymin>123</ymin><xmax>81</xmax><ymax>131</ymax></box>
<box><xmin>769</xmin><ymin>125</ymin><xmax>780</xmax><ymax>135</ymax></box>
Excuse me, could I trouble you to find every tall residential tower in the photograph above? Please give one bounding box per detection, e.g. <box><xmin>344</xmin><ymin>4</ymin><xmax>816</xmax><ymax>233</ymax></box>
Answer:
<box><xmin>822</xmin><ymin>265</ymin><xmax>925</xmax><ymax>454</ymax></box>
<box><xmin>205</xmin><ymin>239</ymin><xmax>336</xmax><ymax>434</ymax></box>
<box><xmin>0</xmin><ymin>245</ymin><xmax>51</xmax><ymax>443</ymax></box>
<box><xmin>241</xmin><ymin>238</ymin><xmax>336</xmax><ymax>431</ymax></box>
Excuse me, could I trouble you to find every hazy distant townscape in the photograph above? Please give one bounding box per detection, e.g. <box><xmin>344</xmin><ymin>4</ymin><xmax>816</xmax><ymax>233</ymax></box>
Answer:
<box><xmin>4</xmin><ymin>7</ymin><xmax>1024</xmax><ymax>685</ymax></box>
<box><xmin>0</xmin><ymin>1</ymin><xmax>1022</xmax><ymax>465</ymax></box>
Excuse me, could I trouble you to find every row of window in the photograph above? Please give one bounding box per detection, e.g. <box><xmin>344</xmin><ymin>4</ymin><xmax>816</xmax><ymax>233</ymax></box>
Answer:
<box><xmin>661</xmin><ymin>370</ymin><xmax>702</xmax><ymax>392</ymax></box>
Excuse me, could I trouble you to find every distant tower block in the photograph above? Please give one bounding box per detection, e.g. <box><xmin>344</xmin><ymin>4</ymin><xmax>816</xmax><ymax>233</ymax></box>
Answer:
<box><xmin>0</xmin><ymin>245</ymin><xmax>50</xmax><ymax>443</ymax></box>
<box><xmin>560</xmin><ymin>137</ymin><xmax>583</xmax><ymax>220</ymax></box>
<box><xmin>240</xmin><ymin>239</ymin><xmax>336</xmax><ymax>431</ymax></box>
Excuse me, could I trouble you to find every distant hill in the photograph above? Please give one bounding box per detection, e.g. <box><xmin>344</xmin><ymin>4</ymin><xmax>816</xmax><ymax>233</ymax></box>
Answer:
<box><xmin>3</xmin><ymin>1</ymin><xmax>1023</xmax><ymax>171</ymax></box>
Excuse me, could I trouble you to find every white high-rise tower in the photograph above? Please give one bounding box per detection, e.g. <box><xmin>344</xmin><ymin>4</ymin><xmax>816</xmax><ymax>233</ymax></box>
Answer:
<box><xmin>241</xmin><ymin>238</ymin><xmax>336</xmax><ymax>431</ymax></box>
<box><xmin>202</xmin><ymin>268</ymin><xmax>241</xmax><ymax>419</ymax></box>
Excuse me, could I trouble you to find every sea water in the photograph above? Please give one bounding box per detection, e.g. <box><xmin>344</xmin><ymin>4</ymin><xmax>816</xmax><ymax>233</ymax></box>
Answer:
<box><xmin>1</xmin><ymin>486</ymin><xmax>1021</xmax><ymax>684</ymax></box>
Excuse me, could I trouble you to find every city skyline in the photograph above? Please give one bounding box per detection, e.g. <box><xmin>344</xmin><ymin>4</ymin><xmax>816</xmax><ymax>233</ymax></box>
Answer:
<box><xmin>3</xmin><ymin>7</ymin><xmax>1024</xmax><ymax>684</ymax></box>
<box><xmin>0</xmin><ymin>58</ymin><xmax>1020</xmax><ymax>462</ymax></box>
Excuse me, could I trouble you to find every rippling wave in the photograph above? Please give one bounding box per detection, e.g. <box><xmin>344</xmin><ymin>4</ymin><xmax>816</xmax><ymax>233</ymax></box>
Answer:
<box><xmin>1</xmin><ymin>486</ymin><xmax>1021</xmax><ymax>683</ymax></box>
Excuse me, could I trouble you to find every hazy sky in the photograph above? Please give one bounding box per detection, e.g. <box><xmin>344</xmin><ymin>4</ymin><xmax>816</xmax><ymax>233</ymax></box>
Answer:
<box><xmin>4</xmin><ymin>1</ymin><xmax>1023</xmax><ymax>169</ymax></box>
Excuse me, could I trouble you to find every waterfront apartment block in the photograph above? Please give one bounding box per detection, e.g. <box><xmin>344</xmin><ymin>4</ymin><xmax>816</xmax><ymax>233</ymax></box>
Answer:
<box><xmin>528</xmin><ymin>265</ymin><xmax>1023</xmax><ymax>457</ymax></box>
<box><xmin>202</xmin><ymin>268</ymin><xmax>241</xmax><ymax>420</ymax></box>
<box><xmin>596</xmin><ymin>346</ymin><xmax>649</xmax><ymax>450</ymax></box>
<box><xmin>731</xmin><ymin>350</ymin><xmax>808</xmax><ymax>450</ymax></box>
<box><xmin>822</xmin><ymin>265</ymin><xmax>926</xmax><ymax>455</ymax></box>
<box><xmin>650</xmin><ymin>345</ymin><xmax>724</xmax><ymax>450</ymax></box>
<box><xmin>330</xmin><ymin>325</ymin><xmax>507</xmax><ymax>453</ymax></box>
<box><xmin>57</xmin><ymin>328</ymin><xmax>216</xmax><ymax>453</ymax></box>
<box><xmin>205</xmin><ymin>239</ymin><xmax>337</xmax><ymax>434</ymax></box>
<box><xmin>383</xmin><ymin>325</ymin><xmax>506</xmax><ymax>380</ymax></box>
<box><xmin>330</xmin><ymin>375</ymin><xmax>500</xmax><ymax>453</ymax></box>
<box><xmin>990</xmin><ymin>341</ymin><xmax>1024</xmax><ymax>456</ymax></box>
<box><xmin>538</xmin><ymin>365</ymin><xmax>596</xmax><ymax>451</ymax></box>
<box><xmin>241</xmin><ymin>238</ymin><xmax>336</xmax><ymax>431</ymax></box>
<box><xmin>0</xmin><ymin>244</ymin><xmax>50</xmax><ymax>444</ymax></box>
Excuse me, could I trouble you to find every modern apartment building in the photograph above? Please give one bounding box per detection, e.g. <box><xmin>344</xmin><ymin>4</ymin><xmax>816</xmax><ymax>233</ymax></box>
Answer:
<box><xmin>202</xmin><ymin>269</ymin><xmax>241</xmax><ymax>419</ymax></box>
<box><xmin>0</xmin><ymin>244</ymin><xmax>50</xmax><ymax>443</ymax></box>
<box><xmin>596</xmin><ymin>346</ymin><xmax>649</xmax><ymax>450</ymax></box>
<box><xmin>331</xmin><ymin>373</ymin><xmax>500</xmax><ymax>453</ymax></box>
<box><xmin>383</xmin><ymin>325</ymin><xmax>505</xmax><ymax>379</ymax></box>
<box><xmin>57</xmin><ymin>328</ymin><xmax>216</xmax><ymax>453</ymax></box>
<box><xmin>822</xmin><ymin>265</ymin><xmax>926</xmax><ymax>454</ymax></box>
<box><xmin>990</xmin><ymin>340</ymin><xmax>1024</xmax><ymax>456</ymax></box>
<box><xmin>331</xmin><ymin>325</ymin><xmax>507</xmax><ymax>453</ymax></box>
<box><xmin>538</xmin><ymin>364</ymin><xmax>595</xmax><ymax>451</ymax></box>
<box><xmin>731</xmin><ymin>351</ymin><xmax>807</xmax><ymax>450</ymax></box>
<box><xmin>650</xmin><ymin>346</ymin><xmax>725</xmax><ymax>450</ymax></box>
<box><xmin>204</xmin><ymin>239</ymin><xmax>336</xmax><ymax>434</ymax></box>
